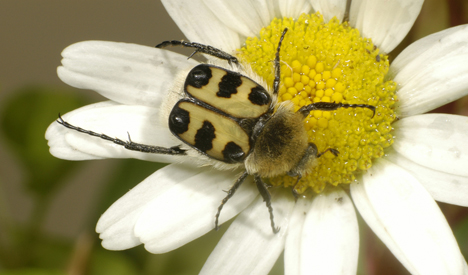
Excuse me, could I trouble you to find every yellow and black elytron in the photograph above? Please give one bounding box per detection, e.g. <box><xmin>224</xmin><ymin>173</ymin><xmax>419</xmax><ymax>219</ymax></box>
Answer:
<box><xmin>58</xmin><ymin>29</ymin><xmax>375</xmax><ymax>233</ymax></box>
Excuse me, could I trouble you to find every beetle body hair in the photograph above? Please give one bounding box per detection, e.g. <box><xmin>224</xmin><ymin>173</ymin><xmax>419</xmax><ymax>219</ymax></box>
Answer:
<box><xmin>245</xmin><ymin>101</ymin><xmax>316</xmax><ymax>178</ymax></box>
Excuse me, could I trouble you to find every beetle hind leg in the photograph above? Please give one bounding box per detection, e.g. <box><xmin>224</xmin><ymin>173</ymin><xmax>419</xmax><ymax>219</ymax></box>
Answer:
<box><xmin>57</xmin><ymin>114</ymin><xmax>187</xmax><ymax>155</ymax></box>
<box><xmin>255</xmin><ymin>175</ymin><xmax>280</xmax><ymax>234</ymax></box>
<box><xmin>214</xmin><ymin>171</ymin><xmax>249</xmax><ymax>231</ymax></box>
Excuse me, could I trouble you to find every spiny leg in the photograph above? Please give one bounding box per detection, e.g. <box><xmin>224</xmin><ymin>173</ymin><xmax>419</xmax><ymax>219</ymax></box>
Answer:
<box><xmin>289</xmin><ymin>144</ymin><xmax>339</xmax><ymax>199</ymax></box>
<box><xmin>255</xmin><ymin>175</ymin><xmax>280</xmax><ymax>234</ymax></box>
<box><xmin>291</xmin><ymin>175</ymin><xmax>302</xmax><ymax>202</ymax></box>
<box><xmin>273</xmin><ymin>28</ymin><xmax>289</xmax><ymax>96</ymax></box>
<box><xmin>155</xmin><ymin>40</ymin><xmax>239</xmax><ymax>65</ymax></box>
<box><xmin>317</xmin><ymin>148</ymin><xmax>339</xmax><ymax>158</ymax></box>
<box><xmin>57</xmin><ymin>115</ymin><xmax>186</xmax><ymax>155</ymax></box>
<box><xmin>288</xmin><ymin>142</ymin><xmax>315</xmax><ymax>200</ymax></box>
<box><xmin>298</xmin><ymin>102</ymin><xmax>376</xmax><ymax>118</ymax></box>
<box><xmin>215</xmin><ymin>171</ymin><xmax>249</xmax><ymax>231</ymax></box>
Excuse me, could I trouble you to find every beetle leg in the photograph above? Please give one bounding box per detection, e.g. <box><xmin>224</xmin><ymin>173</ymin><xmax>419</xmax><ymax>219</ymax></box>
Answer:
<box><xmin>291</xmin><ymin>176</ymin><xmax>301</xmax><ymax>202</ymax></box>
<box><xmin>255</xmin><ymin>175</ymin><xmax>280</xmax><ymax>234</ymax></box>
<box><xmin>215</xmin><ymin>171</ymin><xmax>249</xmax><ymax>231</ymax></box>
<box><xmin>298</xmin><ymin>102</ymin><xmax>376</xmax><ymax>118</ymax></box>
<box><xmin>155</xmin><ymin>40</ymin><xmax>239</xmax><ymax>65</ymax></box>
<box><xmin>316</xmin><ymin>148</ymin><xmax>340</xmax><ymax>158</ymax></box>
<box><xmin>57</xmin><ymin>114</ymin><xmax>186</xmax><ymax>155</ymax></box>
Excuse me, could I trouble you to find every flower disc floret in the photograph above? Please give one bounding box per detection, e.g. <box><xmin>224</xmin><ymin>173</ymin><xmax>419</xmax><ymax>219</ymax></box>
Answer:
<box><xmin>239</xmin><ymin>13</ymin><xmax>397</xmax><ymax>193</ymax></box>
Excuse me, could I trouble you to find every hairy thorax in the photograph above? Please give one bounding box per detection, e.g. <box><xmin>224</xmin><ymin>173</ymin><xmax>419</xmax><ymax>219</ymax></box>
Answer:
<box><xmin>245</xmin><ymin>103</ymin><xmax>309</xmax><ymax>178</ymax></box>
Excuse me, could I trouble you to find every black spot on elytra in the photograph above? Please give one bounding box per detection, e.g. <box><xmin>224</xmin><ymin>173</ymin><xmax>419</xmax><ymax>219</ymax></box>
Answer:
<box><xmin>186</xmin><ymin>64</ymin><xmax>212</xmax><ymax>88</ymax></box>
<box><xmin>194</xmin><ymin>121</ymin><xmax>216</xmax><ymax>152</ymax></box>
<box><xmin>249</xmin><ymin>86</ymin><xmax>270</xmax><ymax>106</ymax></box>
<box><xmin>169</xmin><ymin>105</ymin><xmax>190</xmax><ymax>134</ymax></box>
<box><xmin>217</xmin><ymin>72</ymin><xmax>242</xmax><ymax>98</ymax></box>
<box><xmin>222</xmin><ymin>142</ymin><xmax>245</xmax><ymax>163</ymax></box>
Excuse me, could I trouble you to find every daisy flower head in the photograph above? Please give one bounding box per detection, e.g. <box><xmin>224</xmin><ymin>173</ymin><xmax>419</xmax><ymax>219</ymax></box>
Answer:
<box><xmin>45</xmin><ymin>0</ymin><xmax>468</xmax><ymax>274</ymax></box>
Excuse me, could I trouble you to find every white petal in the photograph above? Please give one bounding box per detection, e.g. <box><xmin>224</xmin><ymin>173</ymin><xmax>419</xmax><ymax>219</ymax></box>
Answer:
<box><xmin>300</xmin><ymin>188</ymin><xmax>359</xmax><ymax>275</ymax></box>
<box><xmin>284</xmin><ymin>199</ymin><xmax>312</xmax><ymax>275</ymax></box>
<box><xmin>349</xmin><ymin>0</ymin><xmax>423</xmax><ymax>53</ymax></box>
<box><xmin>395</xmin><ymin>55</ymin><xmax>468</xmax><ymax>117</ymax></box>
<box><xmin>391</xmin><ymin>25</ymin><xmax>468</xmax><ymax>75</ymax></box>
<box><xmin>162</xmin><ymin>0</ymin><xmax>240</xmax><ymax>53</ymax></box>
<box><xmin>393</xmin><ymin>114</ymin><xmax>468</xmax><ymax>177</ymax></box>
<box><xmin>97</xmin><ymin>164</ymin><xmax>256</xmax><ymax>252</ymax></box>
<box><xmin>46</xmin><ymin>121</ymin><xmax>97</xmax><ymax>160</ymax></box>
<box><xmin>309</xmin><ymin>0</ymin><xmax>347</xmax><ymax>22</ymax></box>
<box><xmin>263</xmin><ymin>0</ymin><xmax>282</xmax><ymax>22</ymax></box>
<box><xmin>97</xmin><ymin>164</ymin><xmax>201</xmax><ymax>250</ymax></box>
<box><xmin>351</xmin><ymin>159</ymin><xmax>465</xmax><ymax>275</ymax></box>
<box><xmin>200</xmin><ymin>189</ymin><xmax>295</xmax><ymax>275</ymax></box>
<box><xmin>386</xmin><ymin>148</ymin><xmax>468</xmax><ymax>207</ymax></box>
<box><xmin>58</xmin><ymin>41</ymin><xmax>197</xmax><ymax>107</ymax></box>
<box><xmin>202</xmin><ymin>0</ymin><xmax>265</xmax><ymax>38</ymax></box>
<box><xmin>391</xmin><ymin>25</ymin><xmax>468</xmax><ymax>116</ymax></box>
<box><xmin>278</xmin><ymin>0</ymin><xmax>312</xmax><ymax>18</ymax></box>
<box><xmin>134</xmin><ymin>169</ymin><xmax>257</xmax><ymax>253</ymax></box>
<box><xmin>254</xmin><ymin>0</ymin><xmax>281</xmax><ymax>26</ymax></box>
<box><xmin>45</xmin><ymin>101</ymin><xmax>117</xmax><ymax>160</ymax></box>
<box><xmin>46</xmin><ymin>102</ymin><xmax>185</xmax><ymax>163</ymax></box>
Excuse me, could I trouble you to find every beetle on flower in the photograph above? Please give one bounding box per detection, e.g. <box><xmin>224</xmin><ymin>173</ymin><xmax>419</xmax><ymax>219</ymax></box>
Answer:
<box><xmin>46</xmin><ymin>0</ymin><xmax>468</xmax><ymax>274</ymax></box>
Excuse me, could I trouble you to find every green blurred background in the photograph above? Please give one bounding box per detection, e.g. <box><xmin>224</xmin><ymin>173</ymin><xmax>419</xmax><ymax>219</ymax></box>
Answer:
<box><xmin>0</xmin><ymin>1</ymin><xmax>467</xmax><ymax>274</ymax></box>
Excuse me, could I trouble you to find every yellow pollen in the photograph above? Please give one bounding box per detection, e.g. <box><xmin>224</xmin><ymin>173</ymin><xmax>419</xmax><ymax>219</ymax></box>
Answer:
<box><xmin>238</xmin><ymin>13</ymin><xmax>397</xmax><ymax>193</ymax></box>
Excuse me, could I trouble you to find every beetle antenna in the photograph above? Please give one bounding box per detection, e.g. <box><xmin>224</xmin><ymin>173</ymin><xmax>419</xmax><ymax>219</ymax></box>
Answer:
<box><xmin>273</xmin><ymin>28</ymin><xmax>288</xmax><ymax>96</ymax></box>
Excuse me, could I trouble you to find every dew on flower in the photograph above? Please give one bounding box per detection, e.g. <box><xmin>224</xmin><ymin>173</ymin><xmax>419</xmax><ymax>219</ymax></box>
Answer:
<box><xmin>239</xmin><ymin>13</ymin><xmax>397</xmax><ymax>193</ymax></box>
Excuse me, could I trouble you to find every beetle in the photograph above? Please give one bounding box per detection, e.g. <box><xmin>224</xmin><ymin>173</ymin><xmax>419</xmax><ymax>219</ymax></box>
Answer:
<box><xmin>57</xmin><ymin>28</ymin><xmax>375</xmax><ymax>233</ymax></box>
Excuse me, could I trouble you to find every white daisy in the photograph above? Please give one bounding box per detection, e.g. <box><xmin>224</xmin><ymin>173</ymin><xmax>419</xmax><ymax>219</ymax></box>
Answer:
<box><xmin>45</xmin><ymin>0</ymin><xmax>468</xmax><ymax>274</ymax></box>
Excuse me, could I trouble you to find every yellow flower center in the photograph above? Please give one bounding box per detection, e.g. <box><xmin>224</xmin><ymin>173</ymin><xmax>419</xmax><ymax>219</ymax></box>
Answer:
<box><xmin>238</xmin><ymin>13</ymin><xmax>397</xmax><ymax>193</ymax></box>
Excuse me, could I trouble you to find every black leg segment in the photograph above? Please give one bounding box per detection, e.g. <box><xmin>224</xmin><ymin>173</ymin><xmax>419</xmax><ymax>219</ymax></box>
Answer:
<box><xmin>156</xmin><ymin>40</ymin><xmax>239</xmax><ymax>65</ymax></box>
<box><xmin>215</xmin><ymin>171</ymin><xmax>249</xmax><ymax>231</ymax></box>
<box><xmin>298</xmin><ymin>102</ymin><xmax>376</xmax><ymax>118</ymax></box>
<box><xmin>255</xmin><ymin>175</ymin><xmax>280</xmax><ymax>234</ymax></box>
<box><xmin>288</xmin><ymin>143</ymin><xmax>339</xmax><ymax>200</ymax></box>
<box><xmin>57</xmin><ymin>115</ymin><xmax>186</xmax><ymax>155</ymax></box>
<box><xmin>317</xmin><ymin>148</ymin><xmax>339</xmax><ymax>158</ymax></box>
<box><xmin>291</xmin><ymin>175</ymin><xmax>301</xmax><ymax>202</ymax></box>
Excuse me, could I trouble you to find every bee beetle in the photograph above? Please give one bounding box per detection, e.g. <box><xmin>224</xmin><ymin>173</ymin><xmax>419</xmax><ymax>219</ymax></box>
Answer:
<box><xmin>58</xmin><ymin>28</ymin><xmax>375</xmax><ymax>233</ymax></box>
